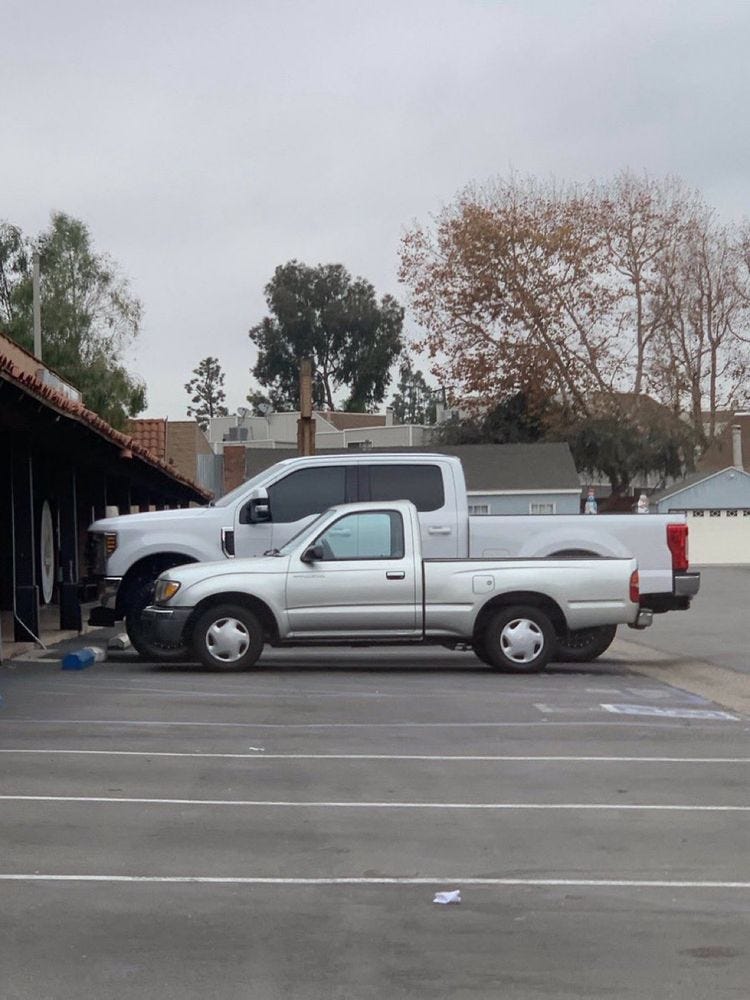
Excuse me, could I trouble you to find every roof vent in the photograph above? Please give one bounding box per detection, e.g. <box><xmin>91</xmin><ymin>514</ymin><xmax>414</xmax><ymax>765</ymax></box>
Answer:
<box><xmin>732</xmin><ymin>424</ymin><xmax>743</xmax><ymax>470</ymax></box>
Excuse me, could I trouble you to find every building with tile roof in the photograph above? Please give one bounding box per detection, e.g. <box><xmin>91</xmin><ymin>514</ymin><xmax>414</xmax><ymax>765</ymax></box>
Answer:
<box><xmin>0</xmin><ymin>333</ymin><xmax>210</xmax><ymax>658</ymax></box>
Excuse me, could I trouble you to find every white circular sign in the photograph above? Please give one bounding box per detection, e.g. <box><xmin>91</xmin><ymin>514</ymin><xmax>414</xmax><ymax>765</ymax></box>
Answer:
<box><xmin>40</xmin><ymin>501</ymin><xmax>55</xmax><ymax>605</ymax></box>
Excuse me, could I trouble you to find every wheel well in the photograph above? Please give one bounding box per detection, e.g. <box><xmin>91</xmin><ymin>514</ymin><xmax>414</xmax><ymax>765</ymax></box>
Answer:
<box><xmin>474</xmin><ymin>592</ymin><xmax>567</xmax><ymax>642</ymax></box>
<box><xmin>117</xmin><ymin>554</ymin><xmax>197</xmax><ymax>614</ymax></box>
<box><xmin>186</xmin><ymin>593</ymin><xmax>280</xmax><ymax>644</ymax></box>
<box><xmin>548</xmin><ymin>549</ymin><xmax>600</xmax><ymax>559</ymax></box>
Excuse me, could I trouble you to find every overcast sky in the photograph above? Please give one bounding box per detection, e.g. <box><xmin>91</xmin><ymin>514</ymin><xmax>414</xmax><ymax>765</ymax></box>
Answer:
<box><xmin>4</xmin><ymin>0</ymin><xmax>750</xmax><ymax>418</ymax></box>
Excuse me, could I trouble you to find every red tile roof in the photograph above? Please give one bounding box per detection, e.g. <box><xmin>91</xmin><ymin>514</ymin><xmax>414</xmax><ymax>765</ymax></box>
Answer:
<box><xmin>126</xmin><ymin>418</ymin><xmax>168</xmax><ymax>460</ymax></box>
<box><xmin>0</xmin><ymin>352</ymin><xmax>211</xmax><ymax>500</ymax></box>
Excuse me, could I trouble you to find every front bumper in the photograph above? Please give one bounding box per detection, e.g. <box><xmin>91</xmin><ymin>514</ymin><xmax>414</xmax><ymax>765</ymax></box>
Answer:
<box><xmin>88</xmin><ymin>577</ymin><xmax>123</xmax><ymax>627</ymax></box>
<box><xmin>142</xmin><ymin>606</ymin><xmax>194</xmax><ymax>645</ymax></box>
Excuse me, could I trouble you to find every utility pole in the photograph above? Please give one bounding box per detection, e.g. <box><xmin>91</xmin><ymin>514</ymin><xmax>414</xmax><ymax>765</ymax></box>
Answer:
<box><xmin>297</xmin><ymin>358</ymin><xmax>316</xmax><ymax>456</ymax></box>
<box><xmin>32</xmin><ymin>252</ymin><xmax>42</xmax><ymax>360</ymax></box>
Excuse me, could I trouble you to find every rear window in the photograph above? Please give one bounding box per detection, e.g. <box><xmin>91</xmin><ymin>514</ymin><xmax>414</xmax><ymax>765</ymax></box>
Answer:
<box><xmin>366</xmin><ymin>464</ymin><xmax>445</xmax><ymax>512</ymax></box>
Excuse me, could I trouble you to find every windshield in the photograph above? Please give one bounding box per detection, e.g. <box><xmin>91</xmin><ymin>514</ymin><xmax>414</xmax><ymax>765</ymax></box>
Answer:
<box><xmin>278</xmin><ymin>511</ymin><xmax>331</xmax><ymax>555</ymax></box>
<box><xmin>212</xmin><ymin>469</ymin><xmax>270</xmax><ymax>508</ymax></box>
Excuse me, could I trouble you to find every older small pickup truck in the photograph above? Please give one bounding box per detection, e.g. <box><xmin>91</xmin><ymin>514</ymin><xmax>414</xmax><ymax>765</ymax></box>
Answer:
<box><xmin>142</xmin><ymin>500</ymin><xmax>648</xmax><ymax>673</ymax></box>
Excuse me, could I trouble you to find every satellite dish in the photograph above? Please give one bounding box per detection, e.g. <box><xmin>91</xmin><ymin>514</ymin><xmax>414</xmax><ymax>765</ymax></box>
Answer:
<box><xmin>258</xmin><ymin>403</ymin><xmax>273</xmax><ymax>416</ymax></box>
<box><xmin>237</xmin><ymin>407</ymin><xmax>250</xmax><ymax>419</ymax></box>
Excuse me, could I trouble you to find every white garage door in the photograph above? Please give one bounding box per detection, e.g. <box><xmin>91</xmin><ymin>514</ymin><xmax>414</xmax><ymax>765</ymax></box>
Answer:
<box><xmin>680</xmin><ymin>509</ymin><xmax>750</xmax><ymax>565</ymax></box>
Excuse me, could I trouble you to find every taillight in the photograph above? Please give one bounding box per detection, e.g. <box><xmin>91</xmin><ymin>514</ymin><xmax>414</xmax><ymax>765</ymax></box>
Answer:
<box><xmin>667</xmin><ymin>523</ymin><xmax>689</xmax><ymax>572</ymax></box>
<box><xmin>629</xmin><ymin>570</ymin><xmax>639</xmax><ymax>604</ymax></box>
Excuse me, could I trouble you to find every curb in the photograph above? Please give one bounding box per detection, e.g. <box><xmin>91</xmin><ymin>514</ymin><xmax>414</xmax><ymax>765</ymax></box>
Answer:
<box><xmin>608</xmin><ymin>638</ymin><xmax>750</xmax><ymax>718</ymax></box>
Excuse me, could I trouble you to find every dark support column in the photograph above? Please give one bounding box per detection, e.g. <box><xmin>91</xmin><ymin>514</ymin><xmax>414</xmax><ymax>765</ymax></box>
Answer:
<box><xmin>12</xmin><ymin>444</ymin><xmax>39</xmax><ymax>642</ymax></box>
<box><xmin>59</xmin><ymin>469</ymin><xmax>81</xmax><ymax>631</ymax></box>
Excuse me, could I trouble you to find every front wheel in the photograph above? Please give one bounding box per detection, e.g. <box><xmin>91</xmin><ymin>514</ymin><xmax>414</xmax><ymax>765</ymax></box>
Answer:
<box><xmin>555</xmin><ymin>624</ymin><xmax>617</xmax><ymax>663</ymax></box>
<box><xmin>192</xmin><ymin>604</ymin><xmax>264</xmax><ymax>672</ymax></box>
<box><xmin>479</xmin><ymin>605</ymin><xmax>556</xmax><ymax>673</ymax></box>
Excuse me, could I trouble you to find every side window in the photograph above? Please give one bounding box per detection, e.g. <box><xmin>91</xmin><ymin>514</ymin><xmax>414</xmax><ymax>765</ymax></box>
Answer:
<box><xmin>366</xmin><ymin>464</ymin><xmax>444</xmax><ymax>512</ymax></box>
<box><xmin>268</xmin><ymin>467</ymin><xmax>346</xmax><ymax>524</ymax></box>
<box><xmin>316</xmin><ymin>511</ymin><xmax>405</xmax><ymax>561</ymax></box>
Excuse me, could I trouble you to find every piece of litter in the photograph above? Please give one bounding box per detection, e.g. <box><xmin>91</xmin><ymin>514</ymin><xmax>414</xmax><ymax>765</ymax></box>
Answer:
<box><xmin>107</xmin><ymin>633</ymin><xmax>131</xmax><ymax>651</ymax></box>
<box><xmin>248</xmin><ymin>747</ymin><xmax>265</xmax><ymax>752</ymax></box>
<box><xmin>62</xmin><ymin>646</ymin><xmax>107</xmax><ymax>670</ymax></box>
<box><xmin>433</xmin><ymin>889</ymin><xmax>461</xmax><ymax>905</ymax></box>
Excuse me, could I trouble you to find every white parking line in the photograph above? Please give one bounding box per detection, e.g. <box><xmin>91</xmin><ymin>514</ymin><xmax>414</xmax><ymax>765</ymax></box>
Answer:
<box><xmin>1</xmin><ymin>874</ymin><xmax>749</xmax><ymax>889</ymax></box>
<box><xmin>2</xmin><ymin>795</ymin><xmax>749</xmax><ymax>811</ymax></box>
<box><xmin>1</xmin><ymin>749</ymin><xmax>749</xmax><ymax>763</ymax></box>
<box><xmin>4</xmin><ymin>718</ymin><xmax>741</xmax><ymax>730</ymax></box>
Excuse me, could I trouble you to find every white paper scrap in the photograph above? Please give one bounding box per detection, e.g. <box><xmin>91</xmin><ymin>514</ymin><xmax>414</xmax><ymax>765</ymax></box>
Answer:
<box><xmin>433</xmin><ymin>889</ymin><xmax>461</xmax><ymax>905</ymax></box>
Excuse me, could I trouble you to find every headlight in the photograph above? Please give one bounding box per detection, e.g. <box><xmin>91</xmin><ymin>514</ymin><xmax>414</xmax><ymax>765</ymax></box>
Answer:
<box><xmin>154</xmin><ymin>579</ymin><xmax>181</xmax><ymax>604</ymax></box>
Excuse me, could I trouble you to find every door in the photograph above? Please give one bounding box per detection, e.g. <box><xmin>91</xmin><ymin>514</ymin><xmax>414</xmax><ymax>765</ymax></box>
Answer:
<box><xmin>234</xmin><ymin>465</ymin><xmax>352</xmax><ymax>557</ymax></box>
<box><xmin>285</xmin><ymin>509</ymin><xmax>419</xmax><ymax>636</ymax></box>
<box><xmin>363</xmin><ymin>463</ymin><xmax>459</xmax><ymax>558</ymax></box>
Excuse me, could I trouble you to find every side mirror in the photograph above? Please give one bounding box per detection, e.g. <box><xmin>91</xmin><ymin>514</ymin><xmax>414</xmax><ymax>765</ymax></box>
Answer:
<box><xmin>301</xmin><ymin>544</ymin><xmax>324</xmax><ymax>563</ymax></box>
<box><xmin>240</xmin><ymin>487</ymin><xmax>271</xmax><ymax>524</ymax></box>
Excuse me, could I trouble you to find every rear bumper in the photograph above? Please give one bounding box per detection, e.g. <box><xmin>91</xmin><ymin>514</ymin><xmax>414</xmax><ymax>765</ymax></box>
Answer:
<box><xmin>142</xmin><ymin>606</ymin><xmax>193</xmax><ymax>645</ymax></box>
<box><xmin>640</xmin><ymin>571</ymin><xmax>700</xmax><ymax>613</ymax></box>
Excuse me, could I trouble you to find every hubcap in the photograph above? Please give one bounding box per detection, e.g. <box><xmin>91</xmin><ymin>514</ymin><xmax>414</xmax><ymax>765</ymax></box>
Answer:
<box><xmin>500</xmin><ymin>618</ymin><xmax>544</xmax><ymax>663</ymax></box>
<box><xmin>205</xmin><ymin>617</ymin><xmax>250</xmax><ymax>663</ymax></box>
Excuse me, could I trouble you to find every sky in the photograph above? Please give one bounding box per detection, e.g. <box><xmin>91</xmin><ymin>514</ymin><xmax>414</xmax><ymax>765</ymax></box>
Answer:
<box><xmin>4</xmin><ymin>0</ymin><xmax>750</xmax><ymax>419</ymax></box>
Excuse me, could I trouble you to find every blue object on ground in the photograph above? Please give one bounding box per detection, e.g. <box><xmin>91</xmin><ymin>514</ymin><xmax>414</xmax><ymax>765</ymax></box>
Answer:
<box><xmin>62</xmin><ymin>646</ymin><xmax>106</xmax><ymax>670</ymax></box>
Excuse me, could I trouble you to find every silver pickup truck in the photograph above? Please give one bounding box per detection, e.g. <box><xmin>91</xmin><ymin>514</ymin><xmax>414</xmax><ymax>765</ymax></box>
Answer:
<box><xmin>142</xmin><ymin>500</ymin><xmax>647</xmax><ymax>674</ymax></box>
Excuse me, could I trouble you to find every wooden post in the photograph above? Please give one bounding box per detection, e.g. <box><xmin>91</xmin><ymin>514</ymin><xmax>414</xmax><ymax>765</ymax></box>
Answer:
<box><xmin>297</xmin><ymin>358</ymin><xmax>316</xmax><ymax>456</ymax></box>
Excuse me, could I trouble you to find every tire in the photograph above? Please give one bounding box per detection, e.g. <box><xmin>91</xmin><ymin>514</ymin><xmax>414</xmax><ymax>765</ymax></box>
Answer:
<box><xmin>556</xmin><ymin>624</ymin><xmax>617</xmax><ymax>663</ymax></box>
<box><xmin>192</xmin><ymin>604</ymin><xmax>264</xmax><ymax>672</ymax></box>
<box><xmin>479</xmin><ymin>605</ymin><xmax>555</xmax><ymax>673</ymax></box>
<box><xmin>125</xmin><ymin>577</ymin><xmax>190</xmax><ymax>662</ymax></box>
<box><xmin>473</xmin><ymin>643</ymin><xmax>493</xmax><ymax>666</ymax></box>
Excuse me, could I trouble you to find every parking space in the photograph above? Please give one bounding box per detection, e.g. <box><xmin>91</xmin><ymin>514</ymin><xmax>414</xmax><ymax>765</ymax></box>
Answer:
<box><xmin>1</xmin><ymin>646</ymin><xmax>748</xmax><ymax>999</ymax></box>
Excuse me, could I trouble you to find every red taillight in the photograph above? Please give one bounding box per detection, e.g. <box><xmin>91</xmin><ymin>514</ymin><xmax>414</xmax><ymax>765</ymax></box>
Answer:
<box><xmin>629</xmin><ymin>570</ymin><xmax>640</xmax><ymax>604</ymax></box>
<box><xmin>667</xmin><ymin>523</ymin><xmax>689</xmax><ymax>572</ymax></box>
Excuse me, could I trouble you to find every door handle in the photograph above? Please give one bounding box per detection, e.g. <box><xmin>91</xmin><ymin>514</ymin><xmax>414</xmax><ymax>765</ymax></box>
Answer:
<box><xmin>427</xmin><ymin>526</ymin><xmax>451</xmax><ymax>535</ymax></box>
<box><xmin>386</xmin><ymin>571</ymin><xmax>405</xmax><ymax>580</ymax></box>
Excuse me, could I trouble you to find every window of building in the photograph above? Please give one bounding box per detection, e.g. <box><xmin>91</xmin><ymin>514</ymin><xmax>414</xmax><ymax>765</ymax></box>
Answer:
<box><xmin>315</xmin><ymin>511</ymin><xmax>405</xmax><ymax>560</ymax></box>
<box><xmin>365</xmin><ymin>464</ymin><xmax>445</xmax><ymax>512</ymax></box>
<box><xmin>268</xmin><ymin>466</ymin><xmax>347</xmax><ymax>523</ymax></box>
<box><xmin>468</xmin><ymin>503</ymin><xmax>490</xmax><ymax>515</ymax></box>
<box><xmin>529</xmin><ymin>501</ymin><xmax>556</xmax><ymax>515</ymax></box>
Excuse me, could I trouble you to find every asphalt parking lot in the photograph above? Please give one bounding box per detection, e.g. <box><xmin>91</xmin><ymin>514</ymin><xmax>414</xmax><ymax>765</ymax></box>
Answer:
<box><xmin>1</xmin><ymin>644</ymin><xmax>748</xmax><ymax>999</ymax></box>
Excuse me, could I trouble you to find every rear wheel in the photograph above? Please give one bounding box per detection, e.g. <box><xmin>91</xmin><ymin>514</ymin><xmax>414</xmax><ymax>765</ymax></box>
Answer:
<box><xmin>480</xmin><ymin>605</ymin><xmax>555</xmax><ymax>673</ymax></box>
<box><xmin>125</xmin><ymin>577</ymin><xmax>190</xmax><ymax>662</ymax></box>
<box><xmin>555</xmin><ymin>624</ymin><xmax>617</xmax><ymax>663</ymax></box>
<box><xmin>192</xmin><ymin>604</ymin><xmax>264</xmax><ymax>672</ymax></box>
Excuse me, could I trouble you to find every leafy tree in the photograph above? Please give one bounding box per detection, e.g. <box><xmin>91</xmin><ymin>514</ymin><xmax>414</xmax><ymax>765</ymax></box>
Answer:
<box><xmin>389</xmin><ymin>355</ymin><xmax>436</xmax><ymax>424</ymax></box>
<box><xmin>185</xmin><ymin>356</ymin><xmax>228</xmax><ymax>430</ymax></box>
<box><xmin>0</xmin><ymin>212</ymin><xmax>146</xmax><ymax>428</ymax></box>
<box><xmin>249</xmin><ymin>261</ymin><xmax>404</xmax><ymax>412</ymax></box>
<box><xmin>560</xmin><ymin>396</ymin><xmax>698</xmax><ymax>495</ymax></box>
<box><xmin>245</xmin><ymin>386</ymin><xmax>274</xmax><ymax>415</ymax></box>
<box><xmin>436</xmin><ymin>392</ymin><xmax>546</xmax><ymax>445</ymax></box>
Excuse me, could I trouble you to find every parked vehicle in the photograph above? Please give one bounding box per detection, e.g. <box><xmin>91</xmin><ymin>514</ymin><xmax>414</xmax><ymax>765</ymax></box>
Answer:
<box><xmin>142</xmin><ymin>500</ymin><xmax>649</xmax><ymax>673</ymax></box>
<box><xmin>87</xmin><ymin>452</ymin><xmax>699</xmax><ymax>661</ymax></box>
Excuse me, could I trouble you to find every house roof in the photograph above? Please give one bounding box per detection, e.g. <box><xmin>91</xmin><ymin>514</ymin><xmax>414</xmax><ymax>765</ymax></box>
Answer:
<box><xmin>244</xmin><ymin>443</ymin><xmax>581</xmax><ymax>493</ymax></box>
<box><xmin>648</xmin><ymin>466</ymin><xmax>750</xmax><ymax>505</ymax></box>
<box><xmin>126</xmin><ymin>418</ymin><xmax>168</xmax><ymax>460</ymax></box>
<box><xmin>0</xmin><ymin>350</ymin><xmax>211</xmax><ymax>500</ymax></box>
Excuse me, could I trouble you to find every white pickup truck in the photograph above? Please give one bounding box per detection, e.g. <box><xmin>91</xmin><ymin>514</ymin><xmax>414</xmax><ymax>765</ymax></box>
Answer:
<box><xmin>87</xmin><ymin>452</ymin><xmax>699</xmax><ymax>661</ymax></box>
<box><xmin>142</xmin><ymin>500</ymin><xmax>647</xmax><ymax>673</ymax></box>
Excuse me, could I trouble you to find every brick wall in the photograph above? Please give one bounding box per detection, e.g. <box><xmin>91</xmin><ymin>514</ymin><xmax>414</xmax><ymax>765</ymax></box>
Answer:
<box><xmin>223</xmin><ymin>444</ymin><xmax>247</xmax><ymax>494</ymax></box>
